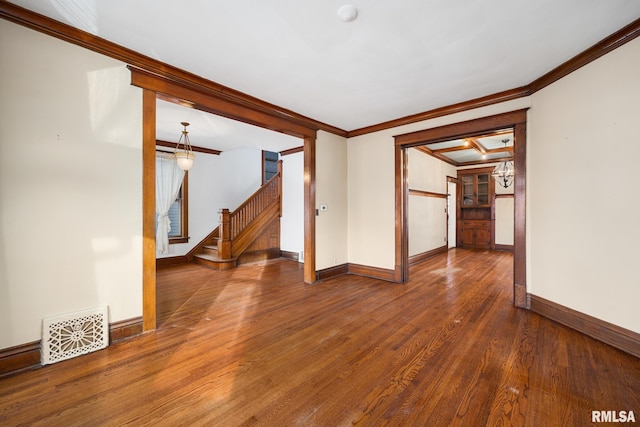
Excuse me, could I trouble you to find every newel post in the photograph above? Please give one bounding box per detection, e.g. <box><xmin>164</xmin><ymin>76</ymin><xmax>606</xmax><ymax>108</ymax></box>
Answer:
<box><xmin>277</xmin><ymin>160</ymin><xmax>283</xmax><ymax>217</ymax></box>
<box><xmin>218</xmin><ymin>208</ymin><xmax>232</xmax><ymax>259</ymax></box>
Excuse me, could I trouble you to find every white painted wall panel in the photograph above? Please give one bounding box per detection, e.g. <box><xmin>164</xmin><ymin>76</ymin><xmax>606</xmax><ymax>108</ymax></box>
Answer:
<box><xmin>281</xmin><ymin>151</ymin><xmax>304</xmax><ymax>257</ymax></box>
<box><xmin>0</xmin><ymin>20</ymin><xmax>142</xmax><ymax>348</ymax></box>
<box><xmin>316</xmin><ymin>131</ymin><xmax>348</xmax><ymax>270</ymax></box>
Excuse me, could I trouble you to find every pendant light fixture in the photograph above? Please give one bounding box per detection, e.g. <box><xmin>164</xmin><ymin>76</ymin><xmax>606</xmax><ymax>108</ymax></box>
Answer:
<box><xmin>492</xmin><ymin>139</ymin><xmax>514</xmax><ymax>188</ymax></box>
<box><xmin>174</xmin><ymin>121</ymin><xmax>195</xmax><ymax>171</ymax></box>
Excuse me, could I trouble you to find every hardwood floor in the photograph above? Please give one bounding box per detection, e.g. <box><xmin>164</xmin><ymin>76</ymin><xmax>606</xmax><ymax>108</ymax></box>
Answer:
<box><xmin>1</xmin><ymin>249</ymin><xmax>638</xmax><ymax>426</ymax></box>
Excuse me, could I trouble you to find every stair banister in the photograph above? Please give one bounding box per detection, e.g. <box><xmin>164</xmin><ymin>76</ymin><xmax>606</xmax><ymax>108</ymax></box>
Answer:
<box><xmin>217</xmin><ymin>160</ymin><xmax>282</xmax><ymax>259</ymax></box>
<box><xmin>218</xmin><ymin>208</ymin><xmax>232</xmax><ymax>259</ymax></box>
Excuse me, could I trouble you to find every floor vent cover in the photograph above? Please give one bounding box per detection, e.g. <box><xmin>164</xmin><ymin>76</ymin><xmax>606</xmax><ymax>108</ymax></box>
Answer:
<box><xmin>42</xmin><ymin>307</ymin><xmax>109</xmax><ymax>365</ymax></box>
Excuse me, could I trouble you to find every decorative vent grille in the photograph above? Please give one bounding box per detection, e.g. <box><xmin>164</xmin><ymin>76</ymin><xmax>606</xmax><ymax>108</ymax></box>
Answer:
<box><xmin>42</xmin><ymin>307</ymin><xmax>109</xmax><ymax>365</ymax></box>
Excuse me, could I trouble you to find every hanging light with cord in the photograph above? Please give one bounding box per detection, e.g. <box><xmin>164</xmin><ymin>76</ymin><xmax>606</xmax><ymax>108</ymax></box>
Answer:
<box><xmin>492</xmin><ymin>139</ymin><xmax>514</xmax><ymax>188</ymax></box>
<box><xmin>174</xmin><ymin>121</ymin><xmax>195</xmax><ymax>171</ymax></box>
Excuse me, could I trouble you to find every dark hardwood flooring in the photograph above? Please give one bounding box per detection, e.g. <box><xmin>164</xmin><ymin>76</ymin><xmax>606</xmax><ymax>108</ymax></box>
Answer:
<box><xmin>1</xmin><ymin>249</ymin><xmax>639</xmax><ymax>426</ymax></box>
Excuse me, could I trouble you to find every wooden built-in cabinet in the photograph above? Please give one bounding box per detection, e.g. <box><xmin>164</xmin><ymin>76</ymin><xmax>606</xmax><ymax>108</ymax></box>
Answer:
<box><xmin>456</xmin><ymin>167</ymin><xmax>495</xmax><ymax>249</ymax></box>
<box><xmin>460</xmin><ymin>220</ymin><xmax>491</xmax><ymax>249</ymax></box>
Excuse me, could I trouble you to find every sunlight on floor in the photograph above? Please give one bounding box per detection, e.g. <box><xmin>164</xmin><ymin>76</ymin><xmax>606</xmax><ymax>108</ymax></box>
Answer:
<box><xmin>169</xmin><ymin>275</ymin><xmax>259</xmax><ymax>401</ymax></box>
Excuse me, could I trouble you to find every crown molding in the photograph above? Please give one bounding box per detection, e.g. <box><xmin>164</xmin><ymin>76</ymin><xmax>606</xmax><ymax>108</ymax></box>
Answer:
<box><xmin>155</xmin><ymin>140</ymin><xmax>222</xmax><ymax>156</ymax></box>
<box><xmin>0</xmin><ymin>1</ymin><xmax>347</xmax><ymax>138</ymax></box>
<box><xmin>348</xmin><ymin>86</ymin><xmax>530</xmax><ymax>138</ymax></box>
<box><xmin>2</xmin><ymin>2</ymin><xmax>638</xmax><ymax>139</ymax></box>
<box><xmin>348</xmin><ymin>16</ymin><xmax>640</xmax><ymax>138</ymax></box>
<box><xmin>529</xmin><ymin>16</ymin><xmax>640</xmax><ymax>93</ymax></box>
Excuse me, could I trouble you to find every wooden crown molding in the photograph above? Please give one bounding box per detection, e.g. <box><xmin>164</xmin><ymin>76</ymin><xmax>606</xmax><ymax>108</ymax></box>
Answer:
<box><xmin>156</xmin><ymin>140</ymin><xmax>221</xmax><ymax>156</ymax></box>
<box><xmin>0</xmin><ymin>1</ymin><xmax>347</xmax><ymax>138</ymax></box>
<box><xmin>2</xmin><ymin>2</ymin><xmax>638</xmax><ymax>139</ymax></box>
<box><xmin>349</xmin><ymin>17</ymin><xmax>640</xmax><ymax>137</ymax></box>
<box><xmin>349</xmin><ymin>86</ymin><xmax>530</xmax><ymax>138</ymax></box>
<box><xmin>529</xmin><ymin>17</ymin><xmax>640</xmax><ymax>93</ymax></box>
<box><xmin>280</xmin><ymin>146</ymin><xmax>304</xmax><ymax>156</ymax></box>
<box><xmin>131</xmin><ymin>67</ymin><xmax>316</xmax><ymax>140</ymax></box>
<box><xmin>395</xmin><ymin>109</ymin><xmax>528</xmax><ymax>147</ymax></box>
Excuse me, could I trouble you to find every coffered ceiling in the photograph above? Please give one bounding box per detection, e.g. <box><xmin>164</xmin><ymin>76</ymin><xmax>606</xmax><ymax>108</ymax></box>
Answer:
<box><xmin>416</xmin><ymin>130</ymin><xmax>514</xmax><ymax>166</ymax></box>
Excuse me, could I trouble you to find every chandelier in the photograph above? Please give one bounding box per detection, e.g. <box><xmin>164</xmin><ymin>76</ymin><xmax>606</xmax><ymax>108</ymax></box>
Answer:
<box><xmin>492</xmin><ymin>139</ymin><xmax>514</xmax><ymax>188</ymax></box>
<box><xmin>174</xmin><ymin>121</ymin><xmax>195</xmax><ymax>171</ymax></box>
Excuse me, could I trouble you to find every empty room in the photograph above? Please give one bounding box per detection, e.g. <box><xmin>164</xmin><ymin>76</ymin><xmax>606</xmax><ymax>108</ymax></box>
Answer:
<box><xmin>1</xmin><ymin>1</ymin><xmax>639</xmax><ymax>425</ymax></box>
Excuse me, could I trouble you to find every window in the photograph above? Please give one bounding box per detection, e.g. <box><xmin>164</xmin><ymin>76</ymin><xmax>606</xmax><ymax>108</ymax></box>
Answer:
<box><xmin>263</xmin><ymin>150</ymin><xmax>279</xmax><ymax>183</ymax></box>
<box><xmin>156</xmin><ymin>171</ymin><xmax>189</xmax><ymax>244</ymax></box>
<box><xmin>167</xmin><ymin>186</ymin><xmax>183</xmax><ymax>238</ymax></box>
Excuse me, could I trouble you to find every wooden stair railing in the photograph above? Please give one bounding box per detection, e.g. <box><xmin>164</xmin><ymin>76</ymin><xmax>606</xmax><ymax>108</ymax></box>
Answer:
<box><xmin>218</xmin><ymin>161</ymin><xmax>282</xmax><ymax>259</ymax></box>
<box><xmin>185</xmin><ymin>226</ymin><xmax>219</xmax><ymax>262</ymax></box>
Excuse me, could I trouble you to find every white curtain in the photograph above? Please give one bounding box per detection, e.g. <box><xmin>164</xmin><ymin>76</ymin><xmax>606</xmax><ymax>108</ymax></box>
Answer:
<box><xmin>156</xmin><ymin>152</ymin><xmax>185</xmax><ymax>254</ymax></box>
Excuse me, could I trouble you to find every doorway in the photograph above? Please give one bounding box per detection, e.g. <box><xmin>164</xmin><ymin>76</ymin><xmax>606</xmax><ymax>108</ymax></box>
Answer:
<box><xmin>447</xmin><ymin>179</ymin><xmax>456</xmax><ymax>248</ymax></box>
<box><xmin>394</xmin><ymin>109</ymin><xmax>528</xmax><ymax>308</ymax></box>
<box><xmin>133</xmin><ymin>70</ymin><xmax>318</xmax><ymax>331</ymax></box>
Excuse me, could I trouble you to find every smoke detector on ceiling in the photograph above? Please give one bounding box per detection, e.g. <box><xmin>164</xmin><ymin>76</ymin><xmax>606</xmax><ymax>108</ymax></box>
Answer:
<box><xmin>337</xmin><ymin>5</ymin><xmax>358</xmax><ymax>22</ymax></box>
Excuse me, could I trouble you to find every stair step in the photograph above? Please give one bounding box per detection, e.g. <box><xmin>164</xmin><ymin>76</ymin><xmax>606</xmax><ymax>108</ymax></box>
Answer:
<box><xmin>193</xmin><ymin>253</ymin><xmax>237</xmax><ymax>271</ymax></box>
<box><xmin>194</xmin><ymin>253</ymin><xmax>237</xmax><ymax>262</ymax></box>
<box><xmin>202</xmin><ymin>245</ymin><xmax>218</xmax><ymax>256</ymax></box>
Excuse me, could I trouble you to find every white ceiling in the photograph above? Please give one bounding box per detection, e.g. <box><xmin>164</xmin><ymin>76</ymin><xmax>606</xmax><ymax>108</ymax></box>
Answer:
<box><xmin>8</xmin><ymin>0</ymin><xmax>640</xmax><ymax>147</ymax></box>
<box><xmin>424</xmin><ymin>130</ymin><xmax>514</xmax><ymax>165</ymax></box>
<box><xmin>156</xmin><ymin>100</ymin><xmax>301</xmax><ymax>153</ymax></box>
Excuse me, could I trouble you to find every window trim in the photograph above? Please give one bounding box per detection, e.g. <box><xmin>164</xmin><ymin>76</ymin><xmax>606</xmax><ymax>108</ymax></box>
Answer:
<box><xmin>168</xmin><ymin>170</ymin><xmax>189</xmax><ymax>244</ymax></box>
<box><xmin>262</xmin><ymin>150</ymin><xmax>279</xmax><ymax>184</ymax></box>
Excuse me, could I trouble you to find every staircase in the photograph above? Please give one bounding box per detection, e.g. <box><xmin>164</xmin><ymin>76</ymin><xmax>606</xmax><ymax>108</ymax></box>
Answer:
<box><xmin>190</xmin><ymin>161</ymin><xmax>283</xmax><ymax>270</ymax></box>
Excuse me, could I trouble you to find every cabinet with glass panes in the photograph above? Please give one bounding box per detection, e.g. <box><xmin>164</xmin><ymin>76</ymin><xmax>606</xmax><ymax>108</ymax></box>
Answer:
<box><xmin>457</xmin><ymin>167</ymin><xmax>495</xmax><ymax>249</ymax></box>
<box><xmin>461</xmin><ymin>173</ymin><xmax>490</xmax><ymax>207</ymax></box>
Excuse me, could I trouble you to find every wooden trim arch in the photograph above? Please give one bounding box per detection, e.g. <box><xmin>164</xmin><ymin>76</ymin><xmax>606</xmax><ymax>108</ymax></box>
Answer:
<box><xmin>131</xmin><ymin>69</ymin><xmax>318</xmax><ymax>331</ymax></box>
<box><xmin>394</xmin><ymin>109</ymin><xmax>528</xmax><ymax>308</ymax></box>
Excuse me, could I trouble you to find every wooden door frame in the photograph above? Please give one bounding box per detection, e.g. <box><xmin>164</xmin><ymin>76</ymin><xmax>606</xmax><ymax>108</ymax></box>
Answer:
<box><xmin>394</xmin><ymin>109</ymin><xmax>528</xmax><ymax>308</ymax></box>
<box><xmin>135</xmin><ymin>68</ymin><xmax>318</xmax><ymax>331</ymax></box>
<box><xmin>446</xmin><ymin>176</ymin><xmax>457</xmax><ymax>249</ymax></box>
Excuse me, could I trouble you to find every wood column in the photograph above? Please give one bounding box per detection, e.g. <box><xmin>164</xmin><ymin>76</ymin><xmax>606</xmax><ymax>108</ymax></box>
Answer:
<box><xmin>218</xmin><ymin>208</ymin><xmax>232</xmax><ymax>259</ymax></box>
<box><xmin>394</xmin><ymin>145</ymin><xmax>408</xmax><ymax>283</ymax></box>
<box><xmin>277</xmin><ymin>160</ymin><xmax>283</xmax><ymax>217</ymax></box>
<box><xmin>513</xmin><ymin>120</ymin><xmax>528</xmax><ymax>308</ymax></box>
<box><xmin>303</xmin><ymin>135</ymin><xmax>316</xmax><ymax>284</ymax></box>
<box><xmin>142</xmin><ymin>89</ymin><xmax>157</xmax><ymax>332</ymax></box>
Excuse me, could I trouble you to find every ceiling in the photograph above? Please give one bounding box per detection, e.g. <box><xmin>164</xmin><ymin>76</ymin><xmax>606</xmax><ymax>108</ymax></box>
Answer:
<box><xmin>7</xmin><ymin>0</ymin><xmax>640</xmax><ymax>154</ymax></box>
<box><xmin>155</xmin><ymin>100</ymin><xmax>302</xmax><ymax>153</ymax></box>
<box><xmin>416</xmin><ymin>129</ymin><xmax>514</xmax><ymax>166</ymax></box>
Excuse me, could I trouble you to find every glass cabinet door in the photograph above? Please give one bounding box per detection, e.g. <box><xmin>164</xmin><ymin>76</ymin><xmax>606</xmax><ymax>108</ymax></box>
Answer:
<box><xmin>462</xmin><ymin>175</ymin><xmax>474</xmax><ymax>206</ymax></box>
<box><xmin>476</xmin><ymin>174</ymin><xmax>489</xmax><ymax>205</ymax></box>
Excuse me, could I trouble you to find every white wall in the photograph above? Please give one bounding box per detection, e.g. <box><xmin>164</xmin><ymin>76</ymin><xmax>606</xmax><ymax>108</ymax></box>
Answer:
<box><xmin>346</xmin><ymin>38</ymin><xmax>639</xmax><ymax>334</ymax></box>
<box><xmin>157</xmin><ymin>147</ymin><xmax>262</xmax><ymax>257</ymax></box>
<box><xmin>407</xmin><ymin>148</ymin><xmax>456</xmax><ymax>256</ymax></box>
<box><xmin>528</xmin><ymin>37</ymin><xmax>640</xmax><ymax>333</ymax></box>
<box><xmin>409</xmin><ymin>197</ymin><xmax>447</xmax><ymax>256</ymax></box>
<box><xmin>3</xmin><ymin>8</ymin><xmax>638</xmax><ymax>351</ymax></box>
<box><xmin>0</xmin><ymin>21</ymin><xmax>143</xmax><ymax>348</ymax></box>
<box><xmin>316</xmin><ymin>131</ymin><xmax>348</xmax><ymax>270</ymax></box>
<box><xmin>495</xmin><ymin>180</ymin><xmax>514</xmax><ymax>246</ymax></box>
<box><xmin>347</xmin><ymin>97</ymin><xmax>531</xmax><ymax>270</ymax></box>
<box><xmin>158</xmin><ymin>144</ymin><xmax>306</xmax><ymax>259</ymax></box>
<box><xmin>281</xmin><ymin>151</ymin><xmax>304</xmax><ymax>257</ymax></box>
